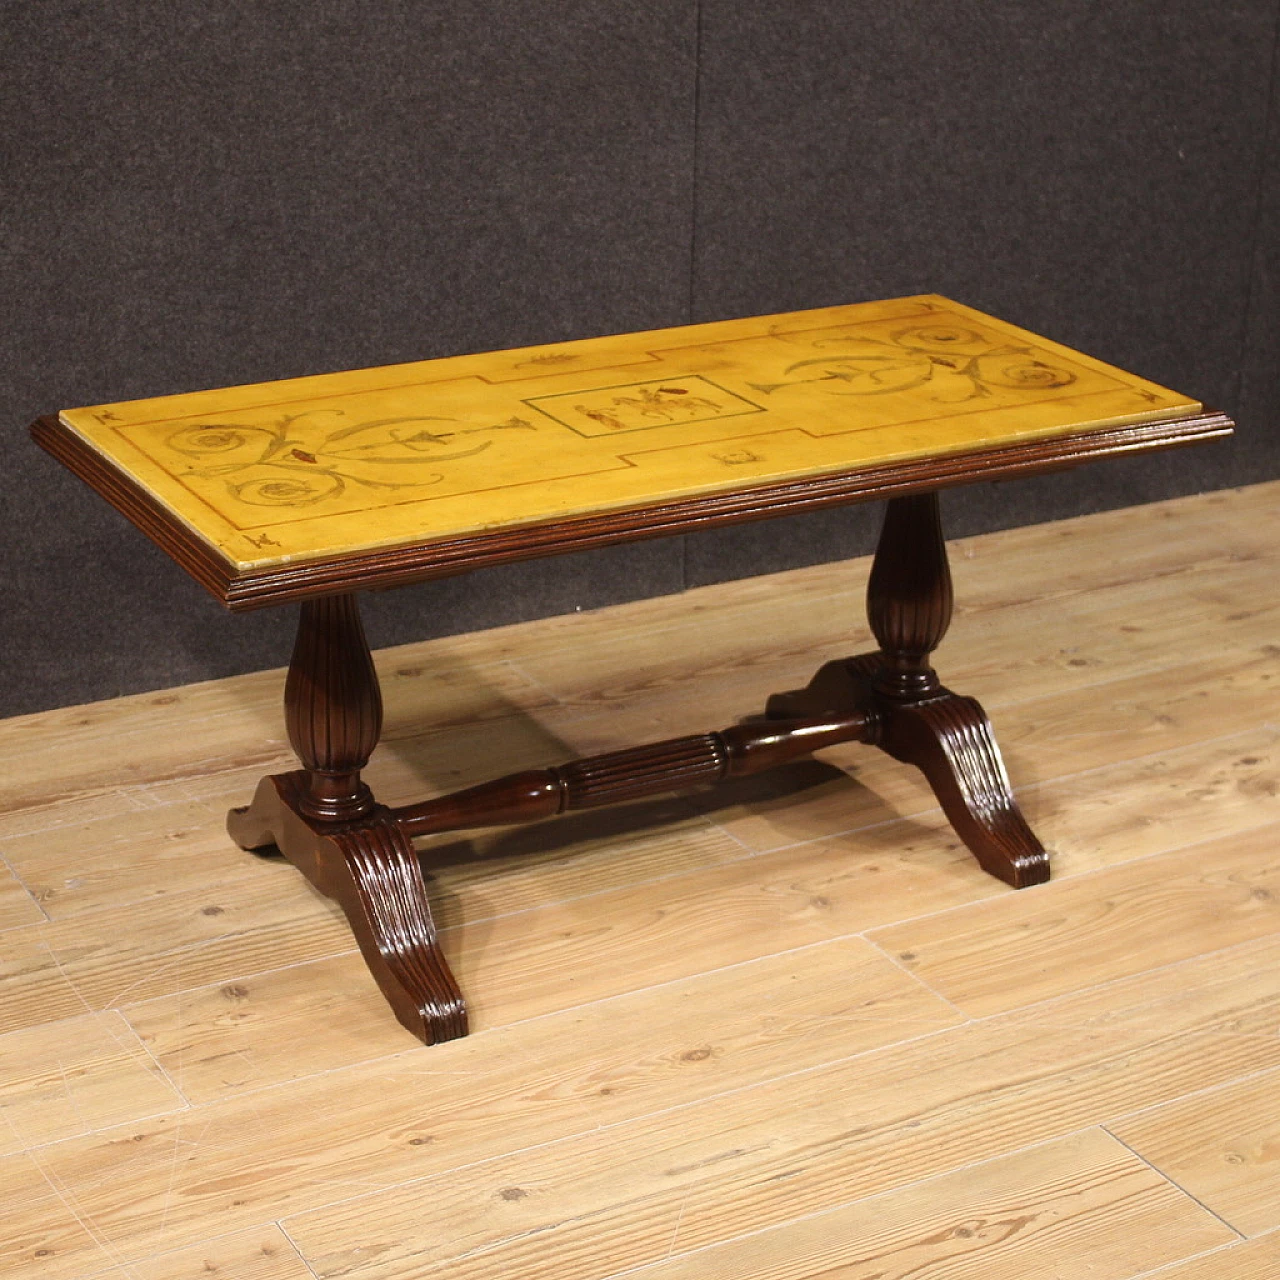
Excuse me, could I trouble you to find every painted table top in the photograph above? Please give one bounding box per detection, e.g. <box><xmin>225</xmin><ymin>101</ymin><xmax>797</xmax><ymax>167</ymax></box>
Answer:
<box><xmin>57</xmin><ymin>295</ymin><xmax>1200</xmax><ymax>574</ymax></box>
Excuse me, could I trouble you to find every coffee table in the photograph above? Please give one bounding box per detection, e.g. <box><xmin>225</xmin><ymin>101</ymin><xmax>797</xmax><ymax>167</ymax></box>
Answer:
<box><xmin>33</xmin><ymin>295</ymin><xmax>1232</xmax><ymax>1044</ymax></box>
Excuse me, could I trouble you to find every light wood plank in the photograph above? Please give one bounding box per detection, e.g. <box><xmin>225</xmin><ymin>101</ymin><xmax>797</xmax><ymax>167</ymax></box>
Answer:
<box><xmin>125</xmin><ymin>934</ymin><xmax>959</xmax><ymax>1104</ymax></box>
<box><xmin>0</xmin><ymin>1150</ymin><xmax>120</xmax><ymax>1280</ymax></box>
<box><xmin>1111</xmin><ymin>1066</ymin><xmax>1280</xmax><ymax>1237</ymax></box>
<box><xmin>870</xmin><ymin>819</ymin><xmax>1280</xmax><ymax>1018</ymax></box>
<box><xmin>985</xmin><ymin>931</ymin><xmax>1280</xmax><ymax>1042</ymax></box>
<box><xmin>281</xmin><ymin>963</ymin><xmax>1280</xmax><ymax>1280</ymax></box>
<box><xmin>1</xmin><ymin>771</ymin><xmax>286</xmax><ymax>919</ymax></box>
<box><xmin>0</xmin><ymin>925</ymin><xmax>97</xmax><ymax>1036</ymax></box>
<box><xmin>0</xmin><ymin>859</ymin><xmax>45</xmax><ymax>931</ymax></box>
<box><xmin>1</xmin><ymin>877</ymin><xmax>351</xmax><ymax>1037</ymax></box>
<box><xmin>597</xmin><ymin>1129</ymin><xmax>1232</xmax><ymax>1280</ymax></box>
<box><xmin>114</xmin><ymin>719</ymin><xmax>1280</xmax><ymax>1083</ymax></box>
<box><xmin>0</xmin><ymin>655</ymin><xmax>552</xmax><ymax>827</ymax></box>
<box><xmin>1139</xmin><ymin>1230</ymin><xmax>1280</xmax><ymax>1280</ymax></box>
<box><xmin>0</xmin><ymin>1011</ymin><xmax>184</xmax><ymax>1155</ymax></box>
<box><xmin>84</xmin><ymin>1227</ymin><xmax>313</xmax><ymax>1280</ymax></box>
<box><xmin>703</xmin><ymin>643</ymin><xmax>1280</xmax><ymax>854</ymax></box>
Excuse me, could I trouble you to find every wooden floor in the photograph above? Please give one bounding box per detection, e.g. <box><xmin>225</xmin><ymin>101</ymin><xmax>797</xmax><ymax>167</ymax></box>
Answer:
<box><xmin>3</xmin><ymin>482</ymin><xmax>1280</xmax><ymax>1280</ymax></box>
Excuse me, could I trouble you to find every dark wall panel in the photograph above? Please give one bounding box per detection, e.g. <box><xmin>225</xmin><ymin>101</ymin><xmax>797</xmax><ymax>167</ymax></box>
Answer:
<box><xmin>3</xmin><ymin>2</ymin><xmax>1277</xmax><ymax>716</ymax></box>
<box><xmin>686</xmin><ymin>0</ymin><xmax>1280</xmax><ymax>585</ymax></box>
<box><xmin>1238</xmin><ymin>31</ymin><xmax>1280</xmax><ymax>452</ymax></box>
<box><xmin>1</xmin><ymin>2</ymin><xmax>697</xmax><ymax>715</ymax></box>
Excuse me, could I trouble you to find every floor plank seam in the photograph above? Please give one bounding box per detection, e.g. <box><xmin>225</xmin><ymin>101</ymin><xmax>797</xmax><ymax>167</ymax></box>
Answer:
<box><xmin>855</xmin><ymin>813</ymin><xmax>1280</xmax><ymax>942</ymax></box>
<box><xmin>924</xmin><ymin>927</ymin><xmax>1280</xmax><ymax>1031</ymax></box>
<box><xmin>860</xmin><ymin>933</ymin><xmax>973</xmax><ymax>1023</ymax></box>
<box><xmin>104</xmin><ymin>937</ymin><xmax>958</xmax><ymax>1113</ymax></box>
<box><xmin>1102</xmin><ymin>1125</ymin><xmax>1247</xmax><ymax>1242</ymax></box>
<box><xmin>1125</xmin><ymin>1238</ymin><xmax>1258</xmax><ymax>1280</ymax></box>
<box><xmin>577</xmin><ymin>1123</ymin><xmax>1138</xmax><ymax>1280</ymax></box>
<box><xmin>115</xmin><ymin>1006</ymin><xmax>199</xmax><ymax>1114</ymax></box>
<box><xmin>25</xmin><ymin>1144</ymin><xmax>137</xmax><ymax>1278</ymax></box>
<box><xmin>0</xmin><ymin>850</ymin><xmax>51</xmax><ymax>926</ymax></box>
<box><xmin>276</xmin><ymin>1219</ymin><xmax>324</xmax><ymax>1280</ymax></box>
<box><xmin>1102</xmin><ymin>1061</ymin><xmax>1280</xmax><ymax>1134</ymax></box>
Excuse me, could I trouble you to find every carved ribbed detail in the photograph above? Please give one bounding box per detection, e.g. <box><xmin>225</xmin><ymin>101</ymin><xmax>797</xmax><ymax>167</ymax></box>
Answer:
<box><xmin>285</xmin><ymin>594</ymin><xmax>382</xmax><ymax>820</ymax></box>
<box><xmin>227</xmin><ymin>773</ymin><xmax>468</xmax><ymax>1044</ymax></box>
<box><xmin>394</xmin><ymin>715</ymin><xmax>873</xmax><ymax>839</ymax></box>
<box><xmin>881</xmin><ymin>692</ymin><xmax>1049</xmax><ymax>888</ymax></box>
<box><xmin>555</xmin><ymin>734</ymin><xmax>728</xmax><ymax>809</ymax></box>
<box><xmin>331</xmin><ymin>818</ymin><xmax>468</xmax><ymax>1043</ymax></box>
<box><xmin>867</xmin><ymin>492</ymin><xmax>954</xmax><ymax>700</ymax></box>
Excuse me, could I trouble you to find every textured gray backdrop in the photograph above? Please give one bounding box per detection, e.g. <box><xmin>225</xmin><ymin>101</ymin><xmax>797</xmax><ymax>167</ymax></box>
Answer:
<box><xmin>3</xmin><ymin>1</ymin><xmax>1277</xmax><ymax>716</ymax></box>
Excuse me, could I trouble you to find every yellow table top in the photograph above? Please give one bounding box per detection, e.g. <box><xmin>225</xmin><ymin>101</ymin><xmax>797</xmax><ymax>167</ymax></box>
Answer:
<box><xmin>58</xmin><ymin>295</ymin><xmax>1200</xmax><ymax>573</ymax></box>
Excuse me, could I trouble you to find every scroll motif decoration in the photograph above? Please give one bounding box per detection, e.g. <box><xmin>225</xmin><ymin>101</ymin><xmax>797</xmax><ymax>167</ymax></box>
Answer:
<box><xmin>750</xmin><ymin>323</ymin><xmax>1078</xmax><ymax>403</ymax></box>
<box><xmin>166</xmin><ymin>411</ymin><xmax>537</xmax><ymax>508</ymax></box>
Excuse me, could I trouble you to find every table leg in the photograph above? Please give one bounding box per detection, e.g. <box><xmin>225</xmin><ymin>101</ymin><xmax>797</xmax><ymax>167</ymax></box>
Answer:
<box><xmin>767</xmin><ymin>491</ymin><xmax>1050</xmax><ymax>889</ymax></box>
<box><xmin>227</xmin><ymin>593</ymin><xmax>467</xmax><ymax>1043</ymax></box>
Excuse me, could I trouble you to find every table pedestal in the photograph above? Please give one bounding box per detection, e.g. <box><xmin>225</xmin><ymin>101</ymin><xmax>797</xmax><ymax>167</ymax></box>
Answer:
<box><xmin>228</xmin><ymin>490</ymin><xmax>1047</xmax><ymax>1044</ymax></box>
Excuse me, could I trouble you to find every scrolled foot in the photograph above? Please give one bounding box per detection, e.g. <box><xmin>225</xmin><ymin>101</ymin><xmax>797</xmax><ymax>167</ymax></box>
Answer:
<box><xmin>227</xmin><ymin>773</ymin><xmax>468</xmax><ymax>1044</ymax></box>
<box><xmin>326</xmin><ymin>818</ymin><xmax>468</xmax><ymax>1044</ymax></box>
<box><xmin>880</xmin><ymin>693</ymin><xmax>1050</xmax><ymax>889</ymax></box>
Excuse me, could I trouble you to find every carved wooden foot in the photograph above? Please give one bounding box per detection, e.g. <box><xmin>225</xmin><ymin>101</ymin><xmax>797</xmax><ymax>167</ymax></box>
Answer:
<box><xmin>767</xmin><ymin>490</ymin><xmax>1050</xmax><ymax>889</ymax></box>
<box><xmin>229</xmin><ymin>772</ymin><xmax>468</xmax><ymax>1043</ymax></box>
<box><xmin>873</xmin><ymin>688</ymin><xmax>1049</xmax><ymax>888</ymax></box>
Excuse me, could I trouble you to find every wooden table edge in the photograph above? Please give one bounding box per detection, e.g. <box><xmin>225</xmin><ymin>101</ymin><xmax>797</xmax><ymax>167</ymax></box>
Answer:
<box><xmin>31</xmin><ymin>409</ymin><xmax>1233</xmax><ymax>611</ymax></box>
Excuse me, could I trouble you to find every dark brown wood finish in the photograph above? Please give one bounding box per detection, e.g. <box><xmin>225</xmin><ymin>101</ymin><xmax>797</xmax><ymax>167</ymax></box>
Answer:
<box><xmin>393</xmin><ymin>712</ymin><xmax>875</xmax><ymax>838</ymax></box>
<box><xmin>285</xmin><ymin>594</ymin><xmax>382</xmax><ymax>822</ymax></box>
<box><xmin>31</xmin><ymin>410</ymin><xmax>1233</xmax><ymax>609</ymax></box>
<box><xmin>228</xmin><ymin>772</ymin><xmax>467</xmax><ymax>1044</ymax></box>
<box><xmin>227</xmin><ymin>592</ymin><xmax>470</xmax><ymax>1042</ymax></box>
<box><xmin>767</xmin><ymin>492</ymin><xmax>1048</xmax><ymax>888</ymax></box>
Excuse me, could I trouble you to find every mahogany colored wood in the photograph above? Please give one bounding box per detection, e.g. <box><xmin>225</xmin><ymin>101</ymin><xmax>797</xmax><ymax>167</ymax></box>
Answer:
<box><xmin>393</xmin><ymin>713</ymin><xmax>874</xmax><ymax>839</ymax></box>
<box><xmin>285</xmin><ymin>594</ymin><xmax>382</xmax><ymax>822</ymax></box>
<box><xmin>767</xmin><ymin>492</ymin><xmax>1048</xmax><ymax>888</ymax></box>
<box><xmin>227</xmin><ymin>772</ymin><xmax>467</xmax><ymax>1044</ymax></box>
<box><xmin>227</xmin><ymin>590</ymin><xmax>881</xmax><ymax>1043</ymax></box>
<box><xmin>30</xmin><ymin>409</ymin><xmax>1233</xmax><ymax>610</ymax></box>
<box><xmin>227</xmin><ymin>593</ymin><xmax>465</xmax><ymax>1042</ymax></box>
<box><xmin>866</xmin><ymin>492</ymin><xmax>953</xmax><ymax>701</ymax></box>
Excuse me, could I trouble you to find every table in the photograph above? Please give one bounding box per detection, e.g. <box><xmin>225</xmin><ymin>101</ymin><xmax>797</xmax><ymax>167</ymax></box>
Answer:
<box><xmin>32</xmin><ymin>295</ymin><xmax>1233</xmax><ymax>1044</ymax></box>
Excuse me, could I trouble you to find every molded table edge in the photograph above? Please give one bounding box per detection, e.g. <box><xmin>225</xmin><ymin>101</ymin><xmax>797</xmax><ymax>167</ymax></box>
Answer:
<box><xmin>31</xmin><ymin>409</ymin><xmax>1233</xmax><ymax>610</ymax></box>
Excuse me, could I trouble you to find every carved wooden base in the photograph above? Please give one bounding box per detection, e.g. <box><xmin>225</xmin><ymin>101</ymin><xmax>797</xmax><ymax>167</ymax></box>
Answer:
<box><xmin>767</xmin><ymin>654</ymin><xmax>1049</xmax><ymax>888</ymax></box>
<box><xmin>229</xmin><ymin>490</ymin><xmax>1054</xmax><ymax>1044</ymax></box>
<box><xmin>227</xmin><ymin>772</ymin><xmax>468</xmax><ymax>1044</ymax></box>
